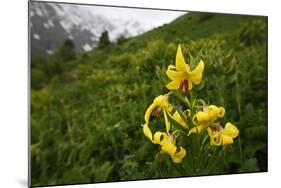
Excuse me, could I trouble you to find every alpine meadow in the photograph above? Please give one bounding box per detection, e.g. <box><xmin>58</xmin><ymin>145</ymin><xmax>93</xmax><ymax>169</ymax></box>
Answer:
<box><xmin>30</xmin><ymin>8</ymin><xmax>267</xmax><ymax>186</ymax></box>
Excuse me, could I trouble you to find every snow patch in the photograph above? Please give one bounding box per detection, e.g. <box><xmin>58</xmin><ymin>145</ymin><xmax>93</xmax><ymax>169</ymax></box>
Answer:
<box><xmin>35</xmin><ymin>7</ymin><xmax>43</xmax><ymax>17</ymax></box>
<box><xmin>60</xmin><ymin>20</ymin><xmax>72</xmax><ymax>33</ymax></box>
<box><xmin>82</xmin><ymin>43</ymin><xmax>92</xmax><ymax>51</ymax></box>
<box><xmin>47</xmin><ymin>19</ymin><xmax>54</xmax><ymax>28</ymax></box>
<box><xmin>30</xmin><ymin>11</ymin><xmax>34</xmax><ymax>17</ymax></box>
<box><xmin>46</xmin><ymin>50</ymin><xmax>53</xmax><ymax>54</ymax></box>
<box><xmin>33</xmin><ymin>34</ymin><xmax>40</xmax><ymax>40</ymax></box>
<box><xmin>43</xmin><ymin>23</ymin><xmax>49</xmax><ymax>29</ymax></box>
<box><xmin>90</xmin><ymin>36</ymin><xmax>97</xmax><ymax>41</ymax></box>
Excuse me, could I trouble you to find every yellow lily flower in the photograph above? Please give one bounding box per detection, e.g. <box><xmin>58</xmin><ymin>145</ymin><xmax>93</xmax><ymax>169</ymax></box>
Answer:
<box><xmin>207</xmin><ymin>122</ymin><xmax>239</xmax><ymax>146</ymax></box>
<box><xmin>154</xmin><ymin>131</ymin><xmax>186</xmax><ymax>163</ymax></box>
<box><xmin>143</xmin><ymin>95</ymin><xmax>189</xmax><ymax>141</ymax></box>
<box><xmin>143</xmin><ymin>95</ymin><xmax>188</xmax><ymax>163</ymax></box>
<box><xmin>166</xmin><ymin>44</ymin><xmax>204</xmax><ymax>92</ymax></box>
<box><xmin>144</xmin><ymin>95</ymin><xmax>173</xmax><ymax>133</ymax></box>
<box><xmin>188</xmin><ymin>105</ymin><xmax>225</xmax><ymax>135</ymax></box>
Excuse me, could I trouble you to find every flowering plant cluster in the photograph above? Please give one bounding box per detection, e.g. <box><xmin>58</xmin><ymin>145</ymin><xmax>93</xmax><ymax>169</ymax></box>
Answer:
<box><xmin>143</xmin><ymin>45</ymin><xmax>239</xmax><ymax>163</ymax></box>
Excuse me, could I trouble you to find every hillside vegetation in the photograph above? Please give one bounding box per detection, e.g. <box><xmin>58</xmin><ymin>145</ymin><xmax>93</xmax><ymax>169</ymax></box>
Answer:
<box><xmin>31</xmin><ymin>12</ymin><xmax>267</xmax><ymax>186</ymax></box>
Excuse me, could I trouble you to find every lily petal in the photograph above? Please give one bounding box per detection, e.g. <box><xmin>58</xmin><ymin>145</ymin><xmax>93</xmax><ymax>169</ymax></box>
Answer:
<box><xmin>208</xmin><ymin>105</ymin><xmax>225</xmax><ymax>120</ymax></box>
<box><xmin>154</xmin><ymin>132</ymin><xmax>186</xmax><ymax>163</ymax></box>
<box><xmin>176</xmin><ymin>45</ymin><xmax>189</xmax><ymax>72</ymax></box>
<box><xmin>163</xmin><ymin>110</ymin><xmax>171</xmax><ymax>133</ymax></box>
<box><xmin>172</xmin><ymin>111</ymin><xmax>189</xmax><ymax>129</ymax></box>
<box><xmin>207</xmin><ymin>123</ymin><xmax>239</xmax><ymax>146</ymax></box>
<box><xmin>188</xmin><ymin>79</ymin><xmax>193</xmax><ymax>91</ymax></box>
<box><xmin>171</xmin><ymin>147</ymin><xmax>186</xmax><ymax>163</ymax></box>
<box><xmin>218</xmin><ymin>107</ymin><xmax>225</xmax><ymax>118</ymax></box>
<box><xmin>222</xmin><ymin>122</ymin><xmax>239</xmax><ymax>138</ymax></box>
<box><xmin>154</xmin><ymin>95</ymin><xmax>170</xmax><ymax>108</ymax></box>
<box><xmin>166</xmin><ymin>65</ymin><xmax>184</xmax><ymax>80</ymax></box>
<box><xmin>220</xmin><ymin>135</ymin><xmax>234</xmax><ymax>145</ymax></box>
<box><xmin>166</xmin><ymin>80</ymin><xmax>181</xmax><ymax>90</ymax></box>
<box><xmin>193</xmin><ymin>111</ymin><xmax>209</xmax><ymax>125</ymax></box>
<box><xmin>207</xmin><ymin>127</ymin><xmax>217</xmax><ymax>146</ymax></box>
<box><xmin>154</xmin><ymin>131</ymin><xmax>168</xmax><ymax>145</ymax></box>
<box><xmin>161</xmin><ymin>140</ymin><xmax>177</xmax><ymax>155</ymax></box>
<box><xmin>144</xmin><ymin>102</ymin><xmax>157</xmax><ymax>123</ymax></box>
<box><xmin>207</xmin><ymin>105</ymin><xmax>220</xmax><ymax>120</ymax></box>
<box><xmin>188</xmin><ymin>123</ymin><xmax>208</xmax><ymax>135</ymax></box>
<box><xmin>189</xmin><ymin>60</ymin><xmax>204</xmax><ymax>85</ymax></box>
<box><xmin>143</xmin><ymin>123</ymin><xmax>156</xmax><ymax>144</ymax></box>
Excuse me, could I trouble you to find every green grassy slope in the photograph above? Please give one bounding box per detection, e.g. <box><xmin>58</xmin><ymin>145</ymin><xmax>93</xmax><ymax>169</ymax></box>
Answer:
<box><xmin>31</xmin><ymin>12</ymin><xmax>267</xmax><ymax>186</ymax></box>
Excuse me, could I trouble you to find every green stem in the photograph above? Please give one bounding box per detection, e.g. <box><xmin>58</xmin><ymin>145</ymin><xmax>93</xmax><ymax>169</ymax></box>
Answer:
<box><xmin>238</xmin><ymin>136</ymin><xmax>243</xmax><ymax>164</ymax></box>
<box><xmin>221</xmin><ymin>147</ymin><xmax>226</xmax><ymax>169</ymax></box>
<box><xmin>173</xmin><ymin>129</ymin><xmax>188</xmax><ymax>138</ymax></box>
<box><xmin>200</xmin><ymin>135</ymin><xmax>209</xmax><ymax>152</ymax></box>
<box><xmin>197</xmin><ymin>135</ymin><xmax>208</xmax><ymax>172</ymax></box>
<box><xmin>189</xmin><ymin>145</ymin><xmax>196</xmax><ymax>174</ymax></box>
<box><xmin>207</xmin><ymin>147</ymin><xmax>220</xmax><ymax>173</ymax></box>
<box><xmin>171</xmin><ymin>91</ymin><xmax>191</xmax><ymax>108</ymax></box>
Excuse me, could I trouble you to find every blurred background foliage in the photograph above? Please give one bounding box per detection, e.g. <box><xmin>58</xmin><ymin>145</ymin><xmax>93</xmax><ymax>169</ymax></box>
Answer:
<box><xmin>30</xmin><ymin>12</ymin><xmax>267</xmax><ymax>186</ymax></box>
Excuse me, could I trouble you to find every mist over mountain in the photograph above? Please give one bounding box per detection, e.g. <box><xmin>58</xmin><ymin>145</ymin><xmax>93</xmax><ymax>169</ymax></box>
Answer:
<box><xmin>30</xmin><ymin>2</ymin><xmax>153</xmax><ymax>54</ymax></box>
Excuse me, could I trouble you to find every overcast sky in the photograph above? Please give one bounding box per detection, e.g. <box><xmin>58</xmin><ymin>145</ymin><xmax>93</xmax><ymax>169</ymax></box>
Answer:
<box><xmin>83</xmin><ymin>4</ymin><xmax>187</xmax><ymax>28</ymax></box>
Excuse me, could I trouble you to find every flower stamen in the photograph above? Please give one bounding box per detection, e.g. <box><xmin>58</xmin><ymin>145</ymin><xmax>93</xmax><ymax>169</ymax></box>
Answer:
<box><xmin>152</xmin><ymin>107</ymin><xmax>161</xmax><ymax>118</ymax></box>
<box><xmin>179</xmin><ymin>79</ymin><xmax>189</xmax><ymax>92</ymax></box>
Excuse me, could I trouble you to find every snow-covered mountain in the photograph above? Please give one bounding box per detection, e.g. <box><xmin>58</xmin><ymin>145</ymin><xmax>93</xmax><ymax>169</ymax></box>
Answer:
<box><xmin>29</xmin><ymin>2</ymin><xmax>153</xmax><ymax>53</ymax></box>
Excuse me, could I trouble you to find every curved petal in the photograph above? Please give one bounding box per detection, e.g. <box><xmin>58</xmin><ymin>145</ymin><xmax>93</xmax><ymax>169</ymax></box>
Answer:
<box><xmin>154</xmin><ymin>131</ymin><xmax>168</xmax><ymax>145</ymax></box>
<box><xmin>188</xmin><ymin>123</ymin><xmax>208</xmax><ymax>135</ymax></box>
<box><xmin>176</xmin><ymin>45</ymin><xmax>188</xmax><ymax>72</ymax></box>
<box><xmin>189</xmin><ymin>60</ymin><xmax>204</xmax><ymax>85</ymax></box>
<box><xmin>167</xmin><ymin>64</ymin><xmax>176</xmax><ymax>70</ymax></box>
<box><xmin>166</xmin><ymin>65</ymin><xmax>184</xmax><ymax>80</ymax></box>
<box><xmin>220</xmin><ymin>135</ymin><xmax>234</xmax><ymax>145</ymax></box>
<box><xmin>166</xmin><ymin>80</ymin><xmax>181</xmax><ymax>90</ymax></box>
<box><xmin>218</xmin><ymin>107</ymin><xmax>225</xmax><ymax>118</ymax></box>
<box><xmin>207</xmin><ymin>105</ymin><xmax>220</xmax><ymax>120</ymax></box>
<box><xmin>193</xmin><ymin>111</ymin><xmax>209</xmax><ymax>125</ymax></box>
<box><xmin>207</xmin><ymin>123</ymin><xmax>239</xmax><ymax>146</ymax></box>
<box><xmin>161</xmin><ymin>141</ymin><xmax>177</xmax><ymax>155</ymax></box>
<box><xmin>207</xmin><ymin>127</ymin><xmax>215</xmax><ymax>145</ymax></box>
<box><xmin>207</xmin><ymin>127</ymin><xmax>222</xmax><ymax>146</ymax></box>
<box><xmin>188</xmin><ymin>79</ymin><xmax>193</xmax><ymax>91</ymax></box>
<box><xmin>222</xmin><ymin>122</ymin><xmax>239</xmax><ymax>138</ymax></box>
<box><xmin>206</xmin><ymin>105</ymin><xmax>225</xmax><ymax>120</ymax></box>
<box><xmin>154</xmin><ymin>132</ymin><xmax>186</xmax><ymax>163</ymax></box>
<box><xmin>143</xmin><ymin>123</ymin><xmax>156</xmax><ymax>144</ymax></box>
<box><xmin>172</xmin><ymin>111</ymin><xmax>189</xmax><ymax>129</ymax></box>
<box><xmin>144</xmin><ymin>102</ymin><xmax>157</xmax><ymax>123</ymax></box>
<box><xmin>171</xmin><ymin>147</ymin><xmax>186</xmax><ymax>163</ymax></box>
<box><xmin>154</xmin><ymin>95</ymin><xmax>169</xmax><ymax>107</ymax></box>
<box><xmin>163</xmin><ymin>110</ymin><xmax>171</xmax><ymax>133</ymax></box>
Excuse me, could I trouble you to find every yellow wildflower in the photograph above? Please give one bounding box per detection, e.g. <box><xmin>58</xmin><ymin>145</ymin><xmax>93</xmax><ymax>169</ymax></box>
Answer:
<box><xmin>166</xmin><ymin>44</ymin><xmax>204</xmax><ymax>92</ymax></box>
<box><xmin>188</xmin><ymin>105</ymin><xmax>225</xmax><ymax>135</ymax></box>
<box><xmin>144</xmin><ymin>95</ymin><xmax>173</xmax><ymax>133</ymax></box>
<box><xmin>207</xmin><ymin>122</ymin><xmax>239</xmax><ymax>146</ymax></box>
<box><xmin>143</xmin><ymin>95</ymin><xmax>188</xmax><ymax>163</ymax></box>
<box><xmin>154</xmin><ymin>131</ymin><xmax>186</xmax><ymax>163</ymax></box>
